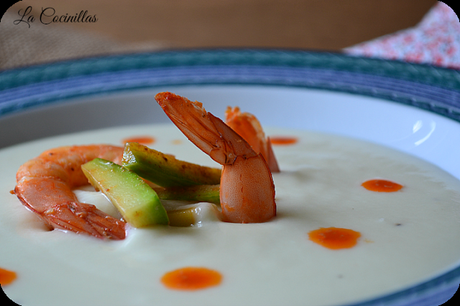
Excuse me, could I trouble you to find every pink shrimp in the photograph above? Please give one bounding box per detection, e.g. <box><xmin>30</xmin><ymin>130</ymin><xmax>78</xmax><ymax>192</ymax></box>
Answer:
<box><xmin>155</xmin><ymin>92</ymin><xmax>276</xmax><ymax>223</ymax></box>
<box><xmin>225</xmin><ymin>106</ymin><xmax>280</xmax><ymax>173</ymax></box>
<box><xmin>14</xmin><ymin>145</ymin><xmax>126</xmax><ymax>240</ymax></box>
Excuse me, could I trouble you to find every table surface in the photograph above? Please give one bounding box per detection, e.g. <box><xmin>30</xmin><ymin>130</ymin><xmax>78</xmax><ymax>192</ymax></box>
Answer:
<box><xmin>6</xmin><ymin>0</ymin><xmax>436</xmax><ymax>50</ymax></box>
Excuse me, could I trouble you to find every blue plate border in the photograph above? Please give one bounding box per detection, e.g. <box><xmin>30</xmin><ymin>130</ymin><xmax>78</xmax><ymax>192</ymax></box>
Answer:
<box><xmin>1</xmin><ymin>49</ymin><xmax>459</xmax><ymax>305</ymax></box>
<box><xmin>1</xmin><ymin>49</ymin><xmax>460</xmax><ymax>122</ymax></box>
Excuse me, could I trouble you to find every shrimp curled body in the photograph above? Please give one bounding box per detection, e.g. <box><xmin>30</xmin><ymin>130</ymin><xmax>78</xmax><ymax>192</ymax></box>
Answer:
<box><xmin>225</xmin><ymin>106</ymin><xmax>280</xmax><ymax>173</ymax></box>
<box><xmin>155</xmin><ymin>92</ymin><xmax>276</xmax><ymax>223</ymax></box>
<box><xmin>15</xmin><ymin>145</ymin><xmax>126</xmax><ymax>240</ymax></box>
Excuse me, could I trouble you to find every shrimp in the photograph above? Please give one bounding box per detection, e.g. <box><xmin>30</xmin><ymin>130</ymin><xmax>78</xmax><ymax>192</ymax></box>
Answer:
<box><xmin>155</xmin><ymin>92</ymin><xmax>276</xmax><ymax>223</ymax></box>
<box><xmin>225</xmin><ymin>106</ymin><xmax>280</xmax><ymax>173</ymax></box>
<box><xmin>14</xmin><ymin>145</ymin><xmax>126</xmax><ymax>240</ymax></box>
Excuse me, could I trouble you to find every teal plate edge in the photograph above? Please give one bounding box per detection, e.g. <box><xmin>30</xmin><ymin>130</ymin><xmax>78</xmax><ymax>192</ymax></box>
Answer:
<box><xmin>1</xmin><ymin>49</ymin><xmax>460</xmax><ymax>122</ymax></box>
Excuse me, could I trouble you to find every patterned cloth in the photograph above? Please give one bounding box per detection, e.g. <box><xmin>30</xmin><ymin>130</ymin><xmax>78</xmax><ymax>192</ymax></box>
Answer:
<box><xmin>344</xmin><ymin>2</ymin><xmax>460</xmax><ymax>70</ymax></box>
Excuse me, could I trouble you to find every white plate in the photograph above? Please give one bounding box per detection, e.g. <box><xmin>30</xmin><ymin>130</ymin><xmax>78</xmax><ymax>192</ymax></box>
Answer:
<box><xmin>1</xmin><ymin>50</ymin><xmax>460</xmax><ymax>305</ymax></box>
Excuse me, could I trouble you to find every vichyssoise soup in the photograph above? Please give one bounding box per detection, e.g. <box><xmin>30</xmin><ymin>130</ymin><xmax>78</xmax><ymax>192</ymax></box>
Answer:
<box><xmin>1</xmin><ymin>124</ymin><xmax>460</xmax><ymax>306</ymax></box>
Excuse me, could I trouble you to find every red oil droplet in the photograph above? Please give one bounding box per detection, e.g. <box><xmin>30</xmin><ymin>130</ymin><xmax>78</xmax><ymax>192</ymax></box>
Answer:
<box><xmin>308</xmin><ymin>227</ymin><xmax>361</xmax><ymax>250</ymax></box>
<box><xmin>269</xmin><ymin>136</ymin><xmax>298</xmax><ymax>145</ymax></box>
<box><xmin>0</xmin><ymin>267</ymin><xmax>17</xmax><ymax>286</ymax></box>
<box><xmin>361</xmin><ymin>179</ymin><xmax>403</xmax><ymax>192</ymax></box>
<box><xmin>161</xmin><ymin>267</ymin><xmax>222</xmax><ymax>290</ymax></box>
<box><xmin>122</xmin><ymin>136</ymin><xmax>155</xmax><ymax>145</ymax></box>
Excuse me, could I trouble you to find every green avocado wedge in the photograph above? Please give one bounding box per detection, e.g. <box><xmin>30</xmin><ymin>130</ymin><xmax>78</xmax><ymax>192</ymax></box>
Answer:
<box><xmin>122</xmin><ymin>142</ymin><xmax>221</xmax><ymax>187</ymax></box>
<box><xmin>82</xmin><ymin>158</ymin><xmax>169</xmax><ymax>227</ymax></box>
<box><xmin>154</xmin><ymin>184</ymin><xmax>220</xmax><ymax>205</ymax></box>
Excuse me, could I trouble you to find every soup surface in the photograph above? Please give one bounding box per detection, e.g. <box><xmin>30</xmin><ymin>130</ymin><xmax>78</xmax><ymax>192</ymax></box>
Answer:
<box><xmin>1</xmin><ymin>124</ymin><xmax>460</xmax><ymax>306</ymax></box>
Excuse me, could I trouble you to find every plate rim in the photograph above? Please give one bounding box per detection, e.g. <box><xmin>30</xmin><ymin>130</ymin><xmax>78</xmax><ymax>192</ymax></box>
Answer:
<box><xmin>1</xmin><ymin>49</ymin><xmax>460</xmax><ymax>122</ymax></box>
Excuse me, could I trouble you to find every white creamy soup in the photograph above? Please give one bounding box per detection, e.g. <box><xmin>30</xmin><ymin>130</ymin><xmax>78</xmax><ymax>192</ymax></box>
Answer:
<box><xmin>1</xmin><ymin>124</ymin><xmax>460</xmax><ymax>306</ymax></box>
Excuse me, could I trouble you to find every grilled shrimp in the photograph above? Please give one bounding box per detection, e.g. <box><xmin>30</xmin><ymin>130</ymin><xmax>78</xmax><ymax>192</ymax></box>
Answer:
<box><xmin>14</xmin><ymin>145</ymin><xmax>126</xmax><ymax>240</ymax></box>
<box><xmin>155</xmin><ymin>92</ymin><xmax>276</xmax><ymax>223</ymax></box>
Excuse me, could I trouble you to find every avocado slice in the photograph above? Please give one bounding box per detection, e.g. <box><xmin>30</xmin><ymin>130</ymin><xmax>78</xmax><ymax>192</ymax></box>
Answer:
<box><xmin>164</xmin><ymin>202</ymin><xmax>222</xmax><ymax>227</ymax></box>
<box><xmin>82</xmin><ymin>158</ymin><xmax>169</xmax><ymax>227</ymax></box>
<box><xmin>154</xmin><ymin>184</ymin><xmax>220</xmax><ymax>205</ymax></box>
<box><xmin>122</xmin><ymin>142</ymin><xmax>221</xmax><ymax>187</ymax></box>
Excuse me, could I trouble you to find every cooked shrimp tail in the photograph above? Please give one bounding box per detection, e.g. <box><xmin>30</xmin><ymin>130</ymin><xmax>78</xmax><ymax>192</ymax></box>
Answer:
<box><xmin>266</xmin><ymin>137</ymin><xmax>280</xmax><ymax>172</ymax></box>
<box><xmin>155</xmin><ymin>92</ymin><xmax>276</xmax><ymax>223</ymax></box>
<box><xmin>225</xmin><ymin>106</ymin><xmax>280</xmax><ymax>172</ymax></box>
<box><xmin>15</xmin><ymin>145</ymin><xmax>126</xmax><ymax>240</ymax></box>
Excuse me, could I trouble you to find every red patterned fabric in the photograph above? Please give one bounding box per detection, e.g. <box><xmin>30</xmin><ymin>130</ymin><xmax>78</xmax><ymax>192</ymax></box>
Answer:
<box><xmin>344</xmin><ymin>2</ymin><xmax>460</xmax><ymax>69</ymax></box>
